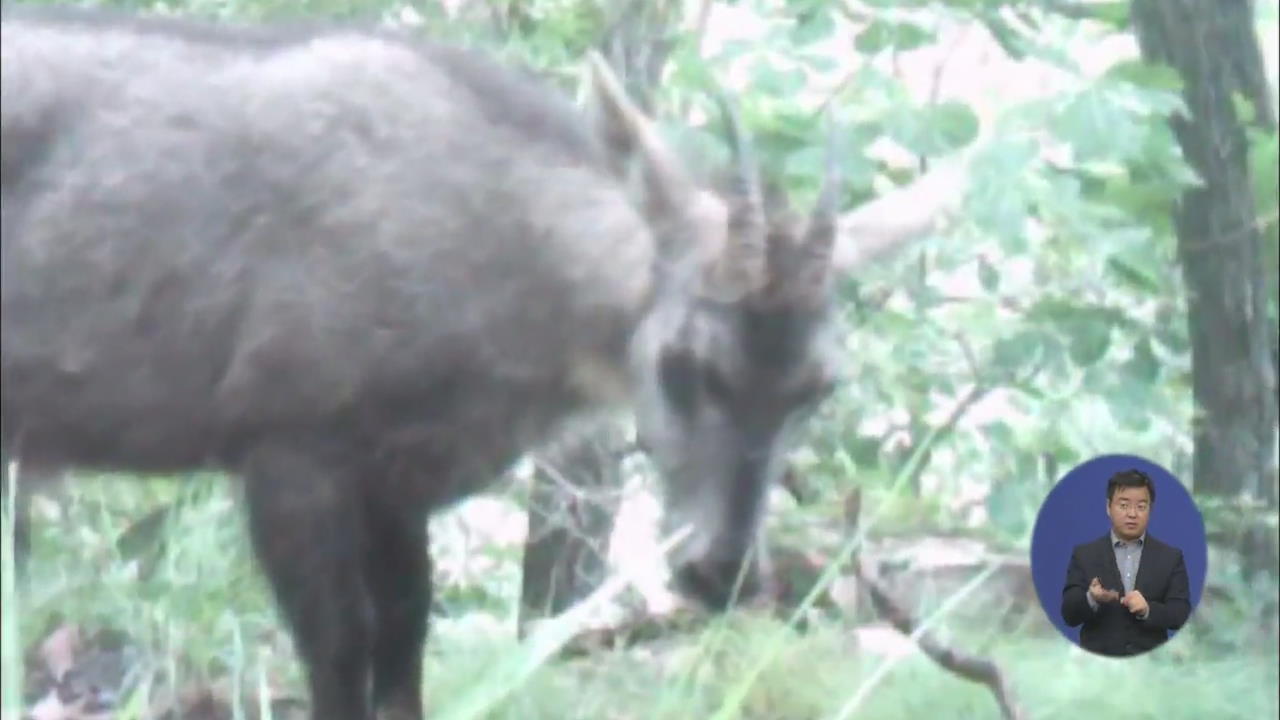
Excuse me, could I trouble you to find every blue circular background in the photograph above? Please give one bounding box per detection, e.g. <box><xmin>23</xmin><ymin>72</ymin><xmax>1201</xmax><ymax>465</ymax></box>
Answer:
<box><xmin>1030</xmin><ymin>453</ymin><xmax>1207</xmax><ymax>648</ymax></box>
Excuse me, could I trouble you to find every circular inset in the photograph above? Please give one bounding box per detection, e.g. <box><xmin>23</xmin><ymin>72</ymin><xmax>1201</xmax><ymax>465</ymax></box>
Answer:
<box><xmin>1030</xmin><ymin>453</ymin><xmax>1206</xmax><ymax>658</ymax></box>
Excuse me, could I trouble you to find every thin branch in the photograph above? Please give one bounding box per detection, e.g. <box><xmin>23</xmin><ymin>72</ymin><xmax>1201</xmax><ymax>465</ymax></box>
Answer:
<box><xmin>900</xmin><ymin>382</ymin><xmax>991</xmax><ymax>493</ymax></box>
<box><xmin>952</xmin><ymin>330</ymin><xmax>982</xmax><ymax>381</ymax></box>
<box><xmin>833</xmin><ymin>0</ymin><xmax>868</xmax><ymax>25</ymax></box>
<box><xmin>815</xmin><ymin>68</ymin><xmax>861</xmax><ymax>120</ymax></box>
<box><xmin>813</xmin><ymin>2</ymin><xmax>872</xmax><ymax>118</ymax></box>
<box><xmin>925</xmin><ymin>24</ymin><xmax>973</xmax><ymax>107</ymax></box>
<box><xmin>853</xmin><ymin>558</ymin><xmax>1027</xmax><ymax>720</ymax></box>
<box><xmin>688</xmin><ymin>0</ymin><xmax>715</xmax><ymax>57</ymax></box>
<box><xmin>1034</xmin><ymin>0</ymin><xmax>1120</xmax><ymax>23</ymax></box>
<box><xmin>937</xmin><ymin>293</ymin><xmax>1031</xmax><ymax>315</ymax></box>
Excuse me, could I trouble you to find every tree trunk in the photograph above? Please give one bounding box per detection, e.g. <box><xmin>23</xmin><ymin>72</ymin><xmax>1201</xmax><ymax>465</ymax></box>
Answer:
<box><xmin>1132</xmin><ymin>0</ymin><xmax>1279</xmax><ymax>508</ymax></box>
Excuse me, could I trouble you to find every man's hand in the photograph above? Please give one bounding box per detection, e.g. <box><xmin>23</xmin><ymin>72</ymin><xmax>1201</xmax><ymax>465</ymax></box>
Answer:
<box><xmin>1121</xmin><ymin>590</ymin><xmax>1148</xmax><ymax>618</ymax></box>
<box><xmin>1088</xmin><ymin>577</ymin><xmax>1121</xmax><ymax>604</ymax></box>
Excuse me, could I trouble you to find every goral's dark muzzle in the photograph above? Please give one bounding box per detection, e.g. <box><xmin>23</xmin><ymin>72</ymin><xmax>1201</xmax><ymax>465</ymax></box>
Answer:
<box><xmin>673</xmin><ymin>555</ymin><xmax>762</xmax><ymax>611</ymax></box>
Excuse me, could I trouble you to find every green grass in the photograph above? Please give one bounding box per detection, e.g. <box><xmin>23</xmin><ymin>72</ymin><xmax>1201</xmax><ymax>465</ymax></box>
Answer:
<box><xmin>3</xmin><ymin>466</ymin><xmax>23</xmax><ymax>719</ymax></box>
<box><xmin>3</xmin><ymin>474</ymin><xmax>1277</xmax><ymax>720</ymax></box>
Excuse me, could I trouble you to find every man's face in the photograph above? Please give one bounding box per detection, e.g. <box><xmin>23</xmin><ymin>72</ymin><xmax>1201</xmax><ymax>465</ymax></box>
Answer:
<box><xmin>1107</xmin><ymin>486</ymin><xmax>1152</xmax><ymax>541</ymax></box>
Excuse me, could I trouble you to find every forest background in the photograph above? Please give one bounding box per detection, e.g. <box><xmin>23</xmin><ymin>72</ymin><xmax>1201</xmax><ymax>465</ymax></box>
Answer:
<box><xmin>2</xmin><ymin>0</ymin><xmax>1277</xmax><ymax>718</ymax></box>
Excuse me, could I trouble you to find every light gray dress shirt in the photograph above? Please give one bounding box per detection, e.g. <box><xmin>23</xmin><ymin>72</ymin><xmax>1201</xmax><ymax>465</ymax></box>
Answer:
<box><xmin>1086</xmin><ymin>530</ymin><xmax>1148</xmax><ymax>620</ymax></box>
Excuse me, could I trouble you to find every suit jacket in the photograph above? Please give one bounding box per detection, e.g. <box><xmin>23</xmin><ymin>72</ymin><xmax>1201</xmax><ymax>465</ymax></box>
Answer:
<box><xmin>1061</xmin><ymin>532</ymin><xmax>1192</xmax><ymax>657</ymax></box>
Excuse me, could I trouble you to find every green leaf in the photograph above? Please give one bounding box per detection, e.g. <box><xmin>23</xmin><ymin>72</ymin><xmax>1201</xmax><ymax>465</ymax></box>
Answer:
<box><xmin>715</xmin><ymin>39</ymin><xmax>757</xmax><ymax>63</ymax></box>
<box><xmin>1095</xmin><ymin>173</ymin><xmax>1175</xmax><ymax>226</ymax></box>
<box><xmin>1036</xmin><ymin>169</ymin><xmax>1092</xmax><ymax>231</ymax></box>
<box><xmin>796</xmin><ymin>49</ymin><xmax>840</xmax><ymax>73</ymax></box>
<box><xmin>844</xmin><ymin>433</ymin><xmax>884</xmax><ymax>469</ymax></box>
<box><xmin>756</xmin><ymin>105</ymin><xmax>821</xmax><ymax>145</ymax></box>
<box><xmin>854</xmin><ymin>19</ymin><xmax>934</xmax><ymax>54</ymax></box>
<box><xmin>909</xmin><ymin>282</ymin><xmax>947</xmax><ymax>311</ymax></box>
<box><xmin>1122</xmin><ymin>336</ymin><xmax>1160</xmax><ymax>385</ymax></box>
<box><xmin>986</xmin><ymin>481</ymin><xmax>1030</xmax><ymax>537</ymax></box>
<box><xmin>1106</xmin><ymin>253</ymin><xmax>1161</xmax><ymax>293</ymax></box>
<box><xmin>1090</xmin><ymin>0</ymin><xmax>1132</xmax><ymax>27</ymax></box>
<box><xmin>982</xmin><ymin>420</ymin><xmax>1016</xmax><ymax>449</ymax></box>
<box><xmin>977</xmin><ymin>10</ymin><xmax>1030</xmax><ymax>61</ymax></box>
<box><xmin>785</xmin><ymin>144</ymin><xmax>878</xmax><ymax>205</ymax></box>
<box><xmin>751</xmin><ymin>60</ymin><xmax>809</xmax><ymax>97</ymax></box>
<box><xmin>1016</xmin><ymin>383</ymin><xmax>1047</xmax><ymax>401</ymax></box>
<box><xmin>669</xmin><ymin>47</ymin><xmax>714</xmax><ymax>89</ymax></box>
<box><xmin>792</xmin><ymin>8</ymin><xmax>836</xmax><ymax>45</ymax></box>
<box><xmin>1151</xmin><ymin>304</ymin><xmax>1190</xmax><ymax>354</ymax></box>
<box><xmin>1248</xmin><ymin>128</ymin><xmax>1279</xmax><ymax>219</ymax></box>
<box><xmin>889</xmin><ymin>101</ymin><xmax>980</xmax><ymax>156</ymax></box>
<box><xmin>1050</xmin><ymin>87</ymin><xmax>1140</xmax><ymax>162</ymax></box>
<box><xmin>1064</xmin><ymin>314</ymin><xmax>1113</xmax><ymax>367</ymax></box>
<box><xmin>1106</xmin><ymin>375</ymin><xmax>1154</xmax><ymax>432</ymax></box>
<box><xmin>975</xmin><ymin>195</ymin><xmax>1029</xmax><ymax>251</ymax></box>
<box><xmin>992</xmin><ymin>328</ymin><xmax>1051</xmax><ymax>376</ymax></box>
<box><xmin>1232</xmin><ymin>91</ymin><xmax>1258</xmax><ymax>125</ymax></box>
<box><xmin>968</xmin><ymin>138</ymin><xmax>1037</xmax><ymax>246</ymax></box>
<box><xmin>866</xmin><ymin>307</ymin><xmax>922</xmax><ymax>339</ymax></box>
<box><xmin>1133</xmin><ymin>124</ymin><xmax>1203</xmax><ymax>190</ymax></box>
<box><xmin>978</xmin><ymin>256</ymin><xmax>1000</xmax><ymax>293</ymax></box>
<box><xmin>1026</xmin><ymin>299</ymin><xmax>1118</xmax><ymax>368</ymax></box>
<box><xmin>784</xmin><ymin>144</ymin><xmax>826</xmax><ymax>177</ymax></box>
<box><xmin>1103</xmin><ymin>59</ymin><xmax>1184</xmax><ymax>94</ymax></box>
<box><xmin>932</xmin><ymin>101</ymin><xmax>981</xmax><ymax>148</ymax></box>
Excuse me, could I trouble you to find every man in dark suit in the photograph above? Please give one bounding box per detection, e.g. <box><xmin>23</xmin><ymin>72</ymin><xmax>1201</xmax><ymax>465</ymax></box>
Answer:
<box><xmin>1061</xmin><ymin>468</ymin><xmax>1192</xmax><ymax>657</ymax></box>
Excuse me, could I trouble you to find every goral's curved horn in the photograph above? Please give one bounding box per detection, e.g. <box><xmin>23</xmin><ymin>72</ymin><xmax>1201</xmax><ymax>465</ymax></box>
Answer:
<box><xmin>803</xmin><ymin>109</ymin><xmax>840</xmax><ymax>266</ymax></box>
<box><xmin>790</xmin><ymin>110</ymin><xmax>841</xmax><ymax>302</ymax></box>
<box><xmin>710</xmin><ymin>90</ymin><xmax>767</xmax><ymax>294</ymax></box>
<box><xmin>712</xmin><ymin>91</ymin><xmax>764</xmax><ymax>215</ymax></box>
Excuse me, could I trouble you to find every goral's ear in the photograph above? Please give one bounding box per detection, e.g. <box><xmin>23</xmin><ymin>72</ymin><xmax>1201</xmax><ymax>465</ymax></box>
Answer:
<box><xmin>584</xmin><ymin>51</ymin><xmax>698</xmax><ymax>229</ymax></box>
<box><xmin>703</xmin><ymin>91</ymin><xmax>767</xmax><ymax>302</ymax></box>
<box><xmin>582</xmin><ymin>51</ymin><xmax>636</xmax><ymax>181</ymax></box>
<box><xmin>583</xmin><ymin>52</ymin><xmax>765</xmax><ymax>302</ymax></box>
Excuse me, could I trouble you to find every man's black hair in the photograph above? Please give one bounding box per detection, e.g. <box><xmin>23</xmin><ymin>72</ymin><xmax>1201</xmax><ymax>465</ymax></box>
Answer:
<box><xmin>1106</xmin><ymin>468</ymin><xmax>1155</xmax><ymax>504</ymax></box>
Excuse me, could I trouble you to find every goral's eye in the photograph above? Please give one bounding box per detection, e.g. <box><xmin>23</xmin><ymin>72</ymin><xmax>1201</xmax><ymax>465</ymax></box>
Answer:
<box><xmin>659</xmin><ymin>351</ymin><xmax>699</xmax><ymax>414</ymax></box>
<box><xmin>701</xmin><ymin>364</ymin><xmax>735</xmax><ymax>406</ymax></box>
<box><xmin>660</xmin><ymin>351</ymin><xmax>738</xmax><ymax>410</ymax></box>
